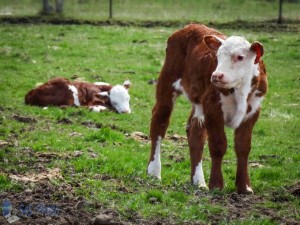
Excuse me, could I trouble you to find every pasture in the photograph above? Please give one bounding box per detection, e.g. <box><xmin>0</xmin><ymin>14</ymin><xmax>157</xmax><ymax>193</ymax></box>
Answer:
<box><xmin>0</xmin><ymin>1</ymin><xmax>299</xmax><ymax>224</ymax></box>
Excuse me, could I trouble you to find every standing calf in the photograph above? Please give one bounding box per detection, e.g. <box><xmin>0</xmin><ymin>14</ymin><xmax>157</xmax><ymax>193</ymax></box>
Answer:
<box><xmin>147</xmin><ymin>24</ymin><xmax>267</xmax><ymax>194</ymax></box>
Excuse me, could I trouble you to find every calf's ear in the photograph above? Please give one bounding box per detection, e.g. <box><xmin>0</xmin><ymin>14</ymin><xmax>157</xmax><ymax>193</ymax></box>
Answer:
<box><xmin>95</xmin><ymin>92</ymin><xmax>110</xmax><ymax>103</ymax></box>
<box><xmin>123</xmin><ymin>80</ymin><xmax>131</xmax><ymax>90</ymax></box>
<box><xmin>203</xmin><ymin>35</ymin><xmax>224</xmax><ymax>51</ymax></box>
<box><xmin>250</xmin><ymin>42</ymin><xmax>264</xmax><ymax>64</ymax></box>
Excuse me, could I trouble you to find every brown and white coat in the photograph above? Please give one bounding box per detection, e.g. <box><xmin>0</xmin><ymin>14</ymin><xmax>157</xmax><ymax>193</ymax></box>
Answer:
<box><xmin>147</xmin><ymin>24</ymin><xmax>267</xmax><ymax>194</ymax></box>
<box><xmin>25</xmin><ymin>77</ymin><xmax>131</xmax><ymax>114</ymax></box>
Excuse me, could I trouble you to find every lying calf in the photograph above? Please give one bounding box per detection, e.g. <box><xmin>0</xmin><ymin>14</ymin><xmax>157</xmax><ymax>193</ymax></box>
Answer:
<box><xmin>147</xmin><ymin>24</ymin><xmax>267</xmax><ymax>194</ymax></box>
<box><xmin>25</xmin><ymin>77</ymin><xmax>131</xmax><ymax>113</ymax></box>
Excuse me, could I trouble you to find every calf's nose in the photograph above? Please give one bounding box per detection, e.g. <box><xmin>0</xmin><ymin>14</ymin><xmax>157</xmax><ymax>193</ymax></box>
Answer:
<box><xmin>120</xmin><ymin>109</ymin><xmax>131</xmax><ymax>114</ymax></box>
<box><xmin>212</xmin><ymin>72</ymin><xmax>224</xmax><ymax>81</ymax></box>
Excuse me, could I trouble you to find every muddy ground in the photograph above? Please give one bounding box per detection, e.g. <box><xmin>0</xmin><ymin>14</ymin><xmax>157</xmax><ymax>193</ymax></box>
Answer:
<box><xmin>1</xmin><ymin>174</ymin><xmax>299</xmax><ymax>225</ymax></box>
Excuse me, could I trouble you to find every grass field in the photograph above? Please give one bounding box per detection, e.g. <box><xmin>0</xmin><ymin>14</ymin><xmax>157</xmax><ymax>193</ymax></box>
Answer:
<box><xmin>0</xmin><ymin>22</ymin><xmax>299</xmax><ymax>224</ymax></box>
<box><xmin>0</xmin><ymin>1</ymin><xmax>300</xmax><ymax>224</ymax></box>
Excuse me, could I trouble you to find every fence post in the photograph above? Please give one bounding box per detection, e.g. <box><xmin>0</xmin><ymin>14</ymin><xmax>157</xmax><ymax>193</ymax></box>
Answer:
<box><xmin>109</xmin><ymin>0</ymin><xmax>113</xmax><ymax>19</ymax></box>
<box><xmin>278</xmin><ymin>0</ymin><xmax>283</xmax><ymax>24</ymax></box>
<box><xmin>55</xmin><ymin>0</ymin><xmax>63</xmax><ymax>14</ymax></box>
<box><xmin>42</xmin><ymin>0</ymin><xmax>52</xmax><ymax>15</ymax></box>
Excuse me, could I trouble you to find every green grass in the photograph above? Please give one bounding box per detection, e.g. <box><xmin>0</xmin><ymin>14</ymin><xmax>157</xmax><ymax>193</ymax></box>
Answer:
<box><xmin>0</xmin><ymin>20</ymin><xmax>299</xmax><ymax>225</ymax></box>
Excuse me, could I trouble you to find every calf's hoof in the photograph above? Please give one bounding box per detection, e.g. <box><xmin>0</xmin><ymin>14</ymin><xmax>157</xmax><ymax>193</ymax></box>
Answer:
<box><xmin>209</xmin><ymin>181</ymin><xmax>224</xmax><ymax>191</ymax></box>
<box><xmin>198</xmin><ymin>184</ymin><xmax>209</xmax><ymax>190</ymax></box>
<box><xmin>147</xmin><ymin>165</ymin><xmax>161</xmax><ymax>180</ymax></box>
<box><xmin>147</xmin><ymin>173</ymin><xmax>161</xmax><ymax>180</ymax></box>
<box><xmin>237</xmin><ymin>185</ymin><xmax>254</xmax><ymax>194</ymax></box>
<box><xmin>193</xmin><ymin>180</ymin><xmax>208</xmax><ymax>190</ymax></box>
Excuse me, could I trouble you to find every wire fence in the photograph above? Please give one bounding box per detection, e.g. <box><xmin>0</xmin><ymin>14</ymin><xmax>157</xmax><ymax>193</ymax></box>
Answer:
<box><xmin>0</xmin><ymin>0</ymin><xmax>299</xmax><ymax>24</ymax></box>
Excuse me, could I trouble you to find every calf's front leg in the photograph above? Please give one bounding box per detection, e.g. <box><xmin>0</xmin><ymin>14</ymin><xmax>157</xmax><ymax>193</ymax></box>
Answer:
<box><xmin>89</xmin><ymin>105</ymin><xmax>108</xmax><ymax>112</ymax></box>
<box><xmin>234</xmin><ymin>111</ymin><xmax>259</xmax><ymax>194</ymax></box>
<box><xmin>206</xmin><ymin>124</ymin><xmax>227</xmax><ymax>190</ymax></box>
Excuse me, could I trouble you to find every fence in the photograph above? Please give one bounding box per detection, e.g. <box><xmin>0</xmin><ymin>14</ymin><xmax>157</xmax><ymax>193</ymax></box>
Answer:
<box><xmin>0</xmin><ymin>0</ymin><xmax>299</xmax><ymax>23</ymax></box>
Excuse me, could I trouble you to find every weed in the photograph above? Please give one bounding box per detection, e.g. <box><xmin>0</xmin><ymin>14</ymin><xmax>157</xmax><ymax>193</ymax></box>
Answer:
<box><xmin>146</xmin><ymin>189</ymin><xmax>163</xmax><ymax>204</ymax></box>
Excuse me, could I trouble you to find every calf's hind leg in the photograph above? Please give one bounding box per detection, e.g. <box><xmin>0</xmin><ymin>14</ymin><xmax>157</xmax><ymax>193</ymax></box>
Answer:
<box><xmin>147</xmin><ymin>84</ymin><xmax>177</xmax><ymax>179</ymax></box>
<box><xmin>147</xmin><ymin>29</ymin><xmax>187</xmax><ymax>179</ymax></box>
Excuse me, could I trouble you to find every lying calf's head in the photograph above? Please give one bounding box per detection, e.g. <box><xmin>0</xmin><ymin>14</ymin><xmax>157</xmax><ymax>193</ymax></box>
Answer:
<box><xmin>204</xmin><ymin>35</ymin><xmax>264</xmax><ymax>89</ymax></box>
<box><xmin>99</xmin><ymin>80</ymin><xmax>131</xmax><ymax>114</ymax></box>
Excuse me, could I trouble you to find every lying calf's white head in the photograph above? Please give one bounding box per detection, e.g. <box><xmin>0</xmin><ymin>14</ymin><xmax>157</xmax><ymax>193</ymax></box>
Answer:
<box><xmin>204</xmin><ymin>35</ymin><xmax>264</xmax><ymax>89</ymax></box>
<box><xmin>100</xmin><ymin>80</ymin><xmax>131</xmax><ymax>114</ymax></box>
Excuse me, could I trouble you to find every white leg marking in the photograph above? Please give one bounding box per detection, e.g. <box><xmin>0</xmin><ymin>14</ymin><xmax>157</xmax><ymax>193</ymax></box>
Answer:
<box><xmin>68</xmin><ymin>85</ymin><xmax>81</xmax><ymax>106</ymax></box>
<box><xmin>94</xmin><ymin>82</ymin><xmax>110</xmax><ymax>86</ymax></box>
<box><xmin>193</xmin><ymin>161</ymin><xmax>207</xmax><ymax>188</ymax></box>
<box><xmin>246</xmin><ymin>185</ymin><xmax>254</xmax><ymax>194</ymax></box>
<box><xmin>193</xmin><ymin>104</ymin><xmax>205</xmax><ymax>125</ymax></box>
<box><xmin>147</xmin><ymin>136</ymin><xmax>162</xmax><ymax>179</ymax></box>
<box><xmin>89</xmin><ymin>105</ymin><xmax>108</xmax><ymax>112</ymax></box>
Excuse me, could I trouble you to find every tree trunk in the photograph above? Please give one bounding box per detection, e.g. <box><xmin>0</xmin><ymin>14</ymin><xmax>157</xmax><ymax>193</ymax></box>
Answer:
<box><xmin>56</xmin><ymin>0</ymin><xmax>63</xmax><ymax>13</ymax></box>
<box><xmin>42</xmin><ymin>0</ymin><xmax>53</xmax><ymax>15</ymax></box>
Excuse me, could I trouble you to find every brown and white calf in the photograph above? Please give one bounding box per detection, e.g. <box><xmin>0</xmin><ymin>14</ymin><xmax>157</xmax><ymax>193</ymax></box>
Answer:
<box><xmin>147</xmin><ymin>24</ymin><xmax>267</xmax><ymax>194</ymax></box>
<box><xmin>25</xmin><ymin>77</ymin><xmax>131</xmax><ymax>114</ymax></box>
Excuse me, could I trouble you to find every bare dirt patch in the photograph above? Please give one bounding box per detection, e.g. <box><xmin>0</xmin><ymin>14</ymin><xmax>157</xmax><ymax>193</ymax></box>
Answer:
<box><xmin>12</xmin><ymin>114</ymin><xmax>37</xmax><ymax>124</ymax></box>
<box><xmin>129</xmin><ymin>131</ymin><xmax>187</xmax><ymax>143</ymax></box>
<box><xmin>0</xmin><ymin>140</ymin><xmax>9</xmax><ymax>148</ymax></box>
<box><xmin>288</xmin><ymin>181</ymin><xmax>300</xmax><ymax>197</ymax></box>
<box><xmin>57</xmin><ymin>118</ymin><xmax>73</xmax><ymax>125</ymax></box>
<box><xmin>208</xmin><ymin>192</ymin><xmax>299</xmax><ymax>225</ymax></box>
<box><xmin>9</xmin><ymin>168</ymin><xmax>63</xmax><ymax>183</ymax></box>
<box><xmin>0</xmin><ymin>181</ymin><xmax>126</xmax><ymax>225</ymax></box>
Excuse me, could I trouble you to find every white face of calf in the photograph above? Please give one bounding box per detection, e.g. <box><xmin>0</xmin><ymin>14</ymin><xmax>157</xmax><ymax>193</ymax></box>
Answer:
<box><xmin>109</xmin><ymin>80</ymin><xmax>131</xmax><ymax>114</ymax></box>
<box><xmin>204</xmin><ymin>35</ymin><xmax>264</xmax><ymax>90</ymax></box>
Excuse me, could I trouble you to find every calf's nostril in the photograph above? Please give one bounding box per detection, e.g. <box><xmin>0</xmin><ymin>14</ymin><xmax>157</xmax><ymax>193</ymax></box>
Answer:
<box><xmin>212</xmin><ymin>72</ymin><xmax>224</xmax><ymax>81</ymax></box>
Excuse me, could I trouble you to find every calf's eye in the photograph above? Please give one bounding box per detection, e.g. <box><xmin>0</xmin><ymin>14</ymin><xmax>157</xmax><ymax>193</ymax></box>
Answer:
<box><xmin>237</xmin><ymin>55</ymin><xmax>244</xmax><ymax>61</ymax></box>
